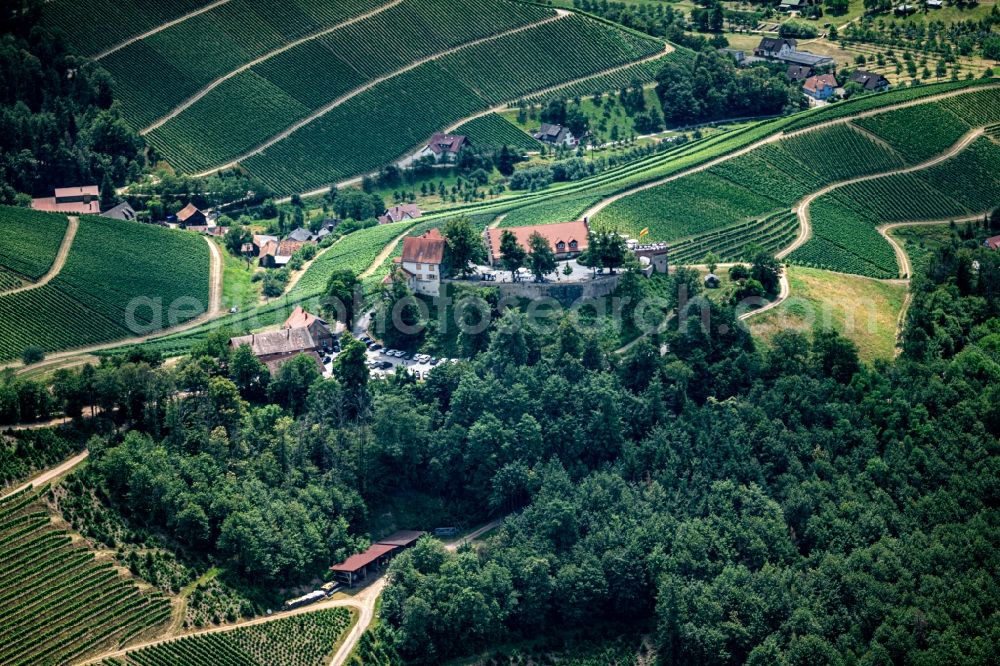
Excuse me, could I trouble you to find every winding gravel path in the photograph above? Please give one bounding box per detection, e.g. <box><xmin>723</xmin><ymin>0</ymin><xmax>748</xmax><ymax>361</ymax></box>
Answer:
<box><xmin>3</xmin><ymin>216</ymin><xmax>78</xmax><ymax>295</ymax></box>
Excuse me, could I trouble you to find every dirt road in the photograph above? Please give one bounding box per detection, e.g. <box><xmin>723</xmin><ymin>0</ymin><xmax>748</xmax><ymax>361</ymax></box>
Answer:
<box><xmin>784</xmin><ymin>128</ymin><xmax>984</xmax><ymax>266</ymax></box>
<box><xmin>0</xmin><ymin>450</ymin><xmax>89</xmax><ymax>501</ymax></box>
<box><xmin>141</xmin><ymin>0</ymin><xmax>402</xmax><ymax>134</ymax></box>
<box><xmin>4</xmin><ymin>216</ymin><xmax>78</xmax><ymax>295</ymax></box>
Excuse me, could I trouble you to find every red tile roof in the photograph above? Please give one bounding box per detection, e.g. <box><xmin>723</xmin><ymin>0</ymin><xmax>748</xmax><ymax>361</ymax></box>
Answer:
<box><xmin>484</xmin><ymin>220</ymin><xmax>590</xmax><ymax>263</ymax></box>
<box><xmin>177</xmin><ymin>203</ymin><xmax>203</xmax><ymax>222</ymax></box>
<box><xmin>803</xmin><ymin>74</ymin><xmax>838</xmax><ymax>94</ymax></box>
<box><xmin>986</xmin><ymin>235</ymin><xmax>1000</xmax><ymax>250</ymax></box>
<box><xmin>54</xmin><ymin>185</ymin><xmax>99</xmax><ymax>199</ymax></box>
<box><xmin>30</xmin><ymin>198</ymin><xmax>100</xmax><ymax>215</ymax></box>
<box><xmin>401</xmin><ymin>229</ymin><xmax>446</xmax><ymax>265</ymax></box>
<box><xmin>329</xmin><ymin>543</ymin><xmax>397</xmax><ymax>572</ymax></box>
<box><xmin>284</xmin><ymin>306</ymin><xmax>325</xmax><ymax>330</ymax></box>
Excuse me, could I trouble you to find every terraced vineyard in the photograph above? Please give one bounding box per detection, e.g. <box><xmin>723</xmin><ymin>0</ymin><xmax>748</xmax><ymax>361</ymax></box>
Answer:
<box><xmin>98</xmin><ymin>0</ymin><xmax>389</xmax><ymax>128</ymax></box>
<box><xmin>0</xmin><ymin>207</ymin><xmax>69</xmax><ymax>282</ymax></box>
<box><xmin>452</xmin><ymin>114</ymin><xmax>539</xmax><ymax>150</ymax></box>
<box><xmin>790</xmin><ymin>136</ymin><xmax>1000</xmax><ymax>277</ymax></box>
<box><xmin>143</xmin><ymin>0</ymin><xmax>556</xmax><ymax>172</ymax></box>
<box><xmin>0</xmin><ymin>210</ymin><xmax>210</xmax><ymax>361</ymax></box>
<box><xmin>117</xmin><ymin>0</ymin><xmax>661</xmax><ymax>192</ymax></box>
<box><xmin>852</xmin><ymin>103</ymin><xmax>973</xmax><ymax>164</ymax></box>
<box><xmin>42</xmin><ymin>0</ymin><xmax>210</xmax><ymax>57</ymax></box>
<box><xmin>0</xmin><ymin>489</ymin><xmax>170</xmax><ymax>666</ymax></box>
<box><xmin>667</xmin><ymin>211</ymin><xmax>798</xmax><ymax>265</ymax></box>
<box><xmin>106</xmin><ymin>608</ymin><xmax>354</xmax><ymax>666</ymax></box>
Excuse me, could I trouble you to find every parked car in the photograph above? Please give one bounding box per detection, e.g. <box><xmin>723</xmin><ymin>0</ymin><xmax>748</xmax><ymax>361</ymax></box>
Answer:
<box><xmin>369</xmin><ymin>343</ymin><xmax>382</xmax><ymax>351</ymax></box>
<box><xmin>429</xmin><ymin>357</ymin><xmax>440</xmax><ymax>365</ymax></box>
<box><xmin>393</xmin><ymin>350</ymin><xmax>405</xmax><ymax>358</ymax></box>
<box><xmin>377</xmin><ymin>361</ymin><xmax>392</xmax><ymax>369</ymax></box>
<box><xmin>360</xmin><ymin>335</ymin><xmax>372</xmax><ymax>343</ymax></box>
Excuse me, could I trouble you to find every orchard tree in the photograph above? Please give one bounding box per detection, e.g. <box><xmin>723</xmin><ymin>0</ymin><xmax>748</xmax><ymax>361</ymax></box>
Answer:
<box><xmin>443</xmin><ymin>217</ymin><xmax>487</xmax><ymax>277</ymax></box>
<box><xmin>527</xmin><ymin>232</ymin><xmax>557</xmax><ymax>281</ymax></box>
<box><xmin>499</xmin><ymin>230</ymin><xmax>527</xmax><ymax>281</ymax></box>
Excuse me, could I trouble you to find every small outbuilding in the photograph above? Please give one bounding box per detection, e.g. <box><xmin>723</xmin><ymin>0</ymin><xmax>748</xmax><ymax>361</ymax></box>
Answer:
<box><xmin>705</xmin><ymin>273</ymin><xmax>721</xmax><ymax>289</ymax></box>
<box><xmin>329</xmin><ymin>544</ymin><xmax>397</xmax><ymax>587</ymax></box>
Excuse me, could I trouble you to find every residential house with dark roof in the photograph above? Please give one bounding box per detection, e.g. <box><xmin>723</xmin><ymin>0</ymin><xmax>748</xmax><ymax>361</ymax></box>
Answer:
<box><xmin>100</xmin><ymin>202</ymin><xmax>137</xmax><ymax>221</ymax></box>
<box><xmin>803</xmin><ymin>74</ymin><xmax>839</xmax><ymax>100</ymax></box>
<box><xmin>229</xmin><ymin>325</ymin><xmax>329</xmax><ymax>371</ymax></box>
<box><xmin>849</xmin><ymin>70</ymin><xmax>890</xmax><ymax>92</ymax></box>
<box><xmin>386</xmin><ymin>229</ymin><xmax>447</xmax><ymax>296</ymax></box>
<box><xmin>176</xmin><ymin>203</ymin><xmax>207</xmax><ymax>227</ymax></box>
<box><xmin>419</xmin><ymin>133</ymin><xmax>468</xmax><ymax>163</ymax></box>
<box><xmin>779</xmin><ymin>0</ymin><xmax>808</xmax><ymax>11</ymax></box>
<box><xmin>786</xmin><ymin>65</ymin><xmax>814</xmax><ymax>82</ymax></box>
<box><xmin>533</xmin><ymin>123</ymin><xmax>577</xmax><ymax>147</ymax></box>
<box><xmin>484</xmin><ymin>220</ymin><xmax>590</xmax><ymax>266</ymax></box>
<box><xmin>755</xmin><ymin>37</ymin><xmax>797</xmax><ymax>58</ymax></box>
<box><xmin>378</xmin><ymin>204</ymin><xmax>422</xmax><ymax>225</ymax></box>
<box><xmin>31</xmin><ymin>185</ymin><xmax>101</xmax><ymax>215</ymax></box>
<box><xmin>287</xmin><ymin>227</ymin><xmax>317</xmax><ymax>243</ymax></box>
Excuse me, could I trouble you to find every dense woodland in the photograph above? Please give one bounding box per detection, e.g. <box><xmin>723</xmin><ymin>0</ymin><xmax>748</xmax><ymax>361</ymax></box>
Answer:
<box><xmin>0</xmin><ymin>0</ymin><xmax>144</xmax><ymax>201</ymax></box>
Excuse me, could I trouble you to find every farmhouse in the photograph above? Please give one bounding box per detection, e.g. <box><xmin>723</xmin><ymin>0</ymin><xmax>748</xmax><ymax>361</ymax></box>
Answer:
<box><xmin>985</xmin><ymin>235</ymin><xmax>1000</xmax><ymax>250</ymax></box>
<box><xmin>176</xmin><ymin>203</ymin><xmax>207</xmax><ymax>227</ymax></box>
<box><xmin>31</xmin><ymin>185</ymin><xmax>101</xmax><ymax>215</ymax></box>
<box><xmin>286</xmin><ymin>227</ymin><xmax>317</xmax><ymax>243</ymax></box>
<box><xmin>229</xmin><ymin>308</ymin><xmax>334</xmax><ymax>369</ymax></box>
<box><xmin>849</xmin><ymin>70</ymin><xmax>890</xmax><ymax>92</ymax></box>
<box><xmin>249</xmin><ymin>234</ymin><xmax>278</xmax><ymax>257</ymax></box>
<box><xmin>754</xmin><ymin>37</ymin><xmax>833</xmax><ymax>68</ymax></box>
<box><xmin>754</xmin><ymin>37</ymin><xmax>796</xmax><ymax>59</ymax></box>
<box><xmin>786</xmin><ymin>65</ymin><xmax>813</xmax><ymax>82</ymax></box>
<box><xmin>419</xmin><ymin>133</ymin><xmax>468</xmax><ymax>163</ymax></box>
<box><xmin>378</xmin><ymin>204</ymin><xmax>422</xmax><ymax>225</ymax></box>
<box><xmin>533</xmin><ymin>123</ymin><xmax>577</xmax><ymax>147</ymax></box>
<box><xmin>100</xmin><ymin>202</ymin><xmax>137</xmax><ymax>221</ymax></box>
<box><xmin>484</xmin><ymin>220</ymin><xmax>590</xmax><ymax>266</ymax></box>
<box><xmin>387</xmin><ymin>229</ymin><xmax>446</xmax><ymax>296</ymax></box>
<box><xmin>284</xmin><ymin>305</ymin><xmax>340</xmax><ymax>346</ymax></box>
<box><xmin>259</xmin><ymin>239</ymin><xmax>306</xmax><ymax>268</ymax></box>
<box><xmin>779</xmin><ymin>0</ymin><xmax>807</xmax><ymax>10</ymax></box>
<box><xmin>803</xmin><ymin>74</ymin><xmax>839</xmax><ymax>100</ymax></box>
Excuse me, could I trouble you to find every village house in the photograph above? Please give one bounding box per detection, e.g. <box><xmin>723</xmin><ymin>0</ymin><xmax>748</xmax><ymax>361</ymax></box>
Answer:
<box><xmin>419</xmin><ymin>133</ymin><xmax>468</xmax><ymax>163</ymax></box>
<box><xmin>755</xmin><ymin>37</ymin><xmax>797</xmax><ymax>59</ymax></box>
<box><xmin>985</xmin><ymin>235</ymin><xmax>1000</xmax><ymax>251</ymax></box>
<box><xmin>229</xmin><ymin>307</ymin><xmax>334</xmax><ymax>372</ymax></box>
<box><xmin>249</xmin><ymin>234</ymin><xmax>278</xmax><ymax>257</ymax></box>
<box><xmin>259</xmin><ymin>239</ymin><xmax>306</xmax><ymax>268</ymax></box>
<box><xmin>100</xmin><ymin>202</ymin><xmax>137</xmax><ymax>221</ymax></box>
<box><xmin>31</xmin><ymin>185</ymin><xmax>101</xmax><ymax>215</ymax></box>
<box><xmin>849</xmin><ymin>70</ymin><xmax>891</xmax><ymax>93</ymax></box>
<box><xmin>786</xmin><ymin>65</ymin><xmax>814</xmax><ymax>82</ymax></box>
<box><xmin>803</xmin><ymin>74</ymin><xmax>839</xmax><ymax>100</ymax></box>
<box><xmin>386</xmin><ymin>229</ymin><xmax>446</xmax><ymax>296</ymax></box>
<box><xmin>176</xmin><ymin>203</ymin><xmax>207</xmax><ymax>227</ymax></box>
<box><xmin>286</xmin><ymin>227</ymin><xmax>318</xmax><ymax>243</ymax></box>
<box><xmin>754</xmin><ymin>37</ymin><xmax>833</xmax><ymax>68</ymax></box>
<box><xmin>533</xmin><ymin>123</ymin><xmax>577</xmax><ymax>147</ymax></box>
<box><xmin>779</xmin><ymin>0</ymin><xmax>808</xmax><ymax>11</ymax></box>
<box><xmin>483</xmin><ymin>220</ymin><xmax>590</xmax><ymax>266</ymax></box>
<box><xmin>378</xmin><ymin>204</ymin><xmax>422</xmax><ymax>225</ymax></box>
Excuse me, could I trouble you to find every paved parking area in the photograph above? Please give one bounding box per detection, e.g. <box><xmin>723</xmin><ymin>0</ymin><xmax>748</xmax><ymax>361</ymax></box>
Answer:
<box><xmin>321</xmin><ymin>343</ymin><xmax>456</xmax><ymax>380</ymax></box>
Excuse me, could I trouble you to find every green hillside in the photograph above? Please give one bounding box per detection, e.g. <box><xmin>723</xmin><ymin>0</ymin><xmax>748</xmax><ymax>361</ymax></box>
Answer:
<box><xmin>594</xmin><ymin>88</ymin><xmax>1000</xmax><ymax>278</ymax></box>
<box><xmin>0</xmin><ymin>209</ymin><xmax>210</xmax><ymax>361</ymax></box>
<box><xmin>70</xmin><ymin>0</ymin><xmax>662</xmax><ymax>193</ymax></box>
<box><xmin>0</xmin><ymin>208</ymin><xmax>69</xmax><ymax>283</ymax></box>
